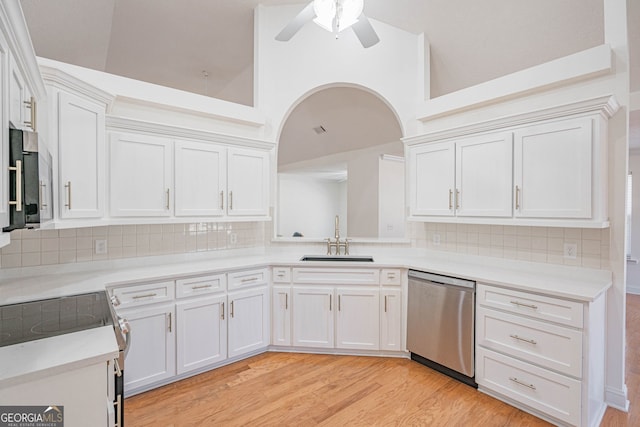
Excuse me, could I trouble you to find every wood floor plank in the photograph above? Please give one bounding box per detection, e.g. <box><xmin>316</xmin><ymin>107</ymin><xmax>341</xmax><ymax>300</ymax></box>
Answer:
<box><xmin>126</xmin><ymin>295</ymin><xmax>640</xmax><ymax>426</ymax></box>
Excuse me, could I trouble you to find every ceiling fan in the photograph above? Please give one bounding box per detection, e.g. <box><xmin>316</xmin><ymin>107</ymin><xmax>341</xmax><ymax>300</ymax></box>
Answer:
<box><xmin>275</xmin><ymin>0</ymin><xmax>380</xmax><ymax>48</ymax></box>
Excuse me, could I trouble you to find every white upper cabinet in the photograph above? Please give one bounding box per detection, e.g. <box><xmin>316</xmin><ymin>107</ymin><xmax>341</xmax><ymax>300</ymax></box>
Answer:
<box><xmin>409</xmin><ymin>142</ymin><xmax>455</xmax><ymax>216</ymax></box>
<box><xmin>514</xmin><ymin>117</ymin><xmax>592</xmax><ymax>219</ymax></box>
<box><xmin>110</xmin><ymin>132</ymin><xmax>172</xmax><ymax>217</ymax></box>
<box><xmin>455</xmin><ymin>132</ymin><xmax>513</xmax><ymax>217</ymax></box>
<box><xmin>8</xmin><ymin>53</ymin><xmax>25</xmax><ymax>130</ymax></box>
<box><xmin>58</xmin><ymin>92</ymin><xmax>105</xmax><ymax>219</ymax></box>
<box><xmin>409</xmin><ymin>132</ymin><xmax>513</xmax><ymax>218</ymax></box>
<box><xmin>174</xmin><ymin>140</ymin><xmax>226</xmax><ymax>217</ymax></box>
<box><xmin>227</xmin><ymin>147</ymin><xmax>269</xmax><ymax>216</ymax></box>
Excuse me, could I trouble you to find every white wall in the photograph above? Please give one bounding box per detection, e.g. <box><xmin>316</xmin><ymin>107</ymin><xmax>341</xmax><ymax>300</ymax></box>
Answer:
<box><xmin>347</xmin><ymin>153</ymin><xmax>378</xmax><ymax>237</ymax></box>
<box><xmin>277</xmin><ymin>174</ymin><xmax>346</xmax><ymax>238</ymax></box>
<box><xmin>254</xmin><ymin>4</ymin><xmax>424</xmax><ymax>140</ymax></box>
<box><xmin>378</xmin><ymin>156</ymin><xmax>405</xmax><ymax>238</ymax></box>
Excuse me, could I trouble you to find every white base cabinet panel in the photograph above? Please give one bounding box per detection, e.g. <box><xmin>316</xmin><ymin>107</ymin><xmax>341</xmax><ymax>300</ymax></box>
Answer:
<box><xmin>122</xmin><ymin>303</ymin><xmax>176</xmax><ymax>393</ymax></box>
<box><xmin>176</xmin><ymin>295</ymin><xmax>227</xmax><ymax>375</ymax></box>
<box><xmin>228</xmin><ymin>286</ymin><xmax>270</xmax><ymax>358</ymax></box>
<box><xmin>380</xmin><ymin>289</ymin><xmax>402</xmax><ymax>351</ymax></box>
<box><xmin>292</xmin><ymin>287</ymin><xmax>334</xmax><ymax>349</ymax></box>
<box><xmin>272</xmin><ymin>286</ymin><xmax>291</xmax><ymax>346</ymax></box>
<box><xmin>335</xmin><ymin>288</ymin><xmax>379</xmax><ymax>350</ymax></box>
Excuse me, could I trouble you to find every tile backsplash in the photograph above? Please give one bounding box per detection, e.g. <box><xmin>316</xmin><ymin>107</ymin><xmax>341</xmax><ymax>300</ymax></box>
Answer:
<box><xmin>409</xmin><ymin>222</ymin><xmax>610</xmax><ymax>269</ymax></box>
<box><xmin>0</xmin><ymin>222</ymin><xmax>266</xmax><ymax>269</ymax></box>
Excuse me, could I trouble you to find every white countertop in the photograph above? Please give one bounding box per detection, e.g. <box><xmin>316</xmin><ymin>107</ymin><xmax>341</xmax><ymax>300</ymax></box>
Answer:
<box><xmin>0</xmin><ymin>326</ymin><xmax>119</xmax><ymax>388</ymax></box>
<box><xmin>0</xmin><ymin>247</ymin><xmax>611</xmax><ymax>386</ymax></box>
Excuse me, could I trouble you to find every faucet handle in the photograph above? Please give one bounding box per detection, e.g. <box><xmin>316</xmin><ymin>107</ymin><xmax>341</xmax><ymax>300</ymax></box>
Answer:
<box><xmin>344</xmin><ymin>238</ymin><xmax>350</xmax><ymax>255</ymax></box>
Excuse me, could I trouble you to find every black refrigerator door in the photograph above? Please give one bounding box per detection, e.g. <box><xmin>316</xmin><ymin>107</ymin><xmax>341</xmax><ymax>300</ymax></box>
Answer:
<box><xmin>3</xmin><ymin>129</ymin><xmax>25</xmax><ymax>231</ymax></box>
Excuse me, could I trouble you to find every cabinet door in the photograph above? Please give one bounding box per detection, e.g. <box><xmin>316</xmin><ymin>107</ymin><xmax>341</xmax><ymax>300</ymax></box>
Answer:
<box><xmin>58</xmin><ymin>92</ymin><xmax>105</xmax><ymax>219</ymax></box>
<box><xmin>122</xmin><ymin>304</ymin><xmax>176</xmax><ymax>393</ymax></box>
<box><xmin>0</xmin><ymin>35</ymin><xmax>9</xmax><ymax>229</ymax></box>
<box><xmin>176</xmin><ymin>295</ymin><xmax>227</xmax><ymax>375</ymax></box>
<box><xmin>8</xmin><ymin>53</ymin><xmax>25</xmax><ymax>130</ymax></box>
<box><xmin>336</xmin><ymin>288</ymin><xmax>379</xmax><ymax>350</ymax></box>
<box><xmin>227</xmin><ymin>147</ymin><xmax>269</xmax><ymax>216</ymax></box>
<box><xmin>174</xmin><ymin>140</ymin><xmax>226</xmax><ymax>217</ymax></box>
<box><xmin>380</xmin><ymin>289</ymin><xmax>402</xmax><ymax>351</ymax></box>
<box><xmin>272</xmin><ymin>286</ymin><xmax>291</xmax><ymax>346</ymax></box>
<box><xmin>409</xmin><ymin>142</ymin><xmax>455</xmax><ymax>216</ymax></box>
<box><xmin>109</xmin><ymin>133</ymin><xmax>172</xmax><ymax>217</ymax></box>
<box><xmin>514</xmin><ymin>117</ymin><xmax>592</xmax><ymax>219</ymax></box>
<box><xmin>228</xmin><ymin>286</ymin><xmax>269</xmax><ymax>358</ymax></box>
<box><xmin>292</xmin><ymin>287</ymin><xmax>334</xmax><ymax>348</ymax></box>
<box><xmin>455</xmin><ymin>132</ymin><xmax>513</xmax><ymax>217</ymax></box>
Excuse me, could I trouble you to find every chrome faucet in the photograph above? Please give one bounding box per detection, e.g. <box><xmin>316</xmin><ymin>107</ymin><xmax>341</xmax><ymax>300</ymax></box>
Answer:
<box><xmin>327</xmin><ymin>215</ymin><xmax>349</xmax><ymax>255</ymax></box>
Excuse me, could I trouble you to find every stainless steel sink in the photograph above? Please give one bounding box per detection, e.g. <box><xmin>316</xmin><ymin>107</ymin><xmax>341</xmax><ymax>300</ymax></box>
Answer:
<box><xmin>300</xmin><ymin>255</ymin><xmax>375</xmax><ymax>262</ymax></box>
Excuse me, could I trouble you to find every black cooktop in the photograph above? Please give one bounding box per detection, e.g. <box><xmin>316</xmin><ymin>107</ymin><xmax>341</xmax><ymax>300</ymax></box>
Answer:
<box><xmin>0</xmin><ymin>291</ymin><xmax>113</xmax><ymax>347</ymax></box>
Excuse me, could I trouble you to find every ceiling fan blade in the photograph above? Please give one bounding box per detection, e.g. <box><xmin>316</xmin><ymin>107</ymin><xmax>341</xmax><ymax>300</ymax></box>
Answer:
<box><xmin>351</xmin><ymin>14</ymin><xmax>380</xmax><ymax>48</ymax></box>
<box><xmin>275</xmin><ymin>2</ymin><xmax>316</xmax><ymax>42</ymax></box>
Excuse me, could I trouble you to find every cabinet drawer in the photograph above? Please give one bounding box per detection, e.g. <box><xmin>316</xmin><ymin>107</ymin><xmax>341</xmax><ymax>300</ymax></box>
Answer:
<box><xmin>110</xmin><ymin>281</ymin><xmax>175</xmax><ymax>309</ymax></box>
<box><xmin>292</xmin><ymin>268</ymin><xmax>380</xmax><ymax>285</ymax></box>
<box><xmin>477</xmin><ymin>307</ymin><xmax>582</xmax><ymax>377</ymax></box>
<box><xmin>228</xmin><ymin>268</ymin><xmax>269</xmax><ymax>290</ymax></box>
<box><xmin>380</xmin><ymin>269</ymin><xmax>401</xmax><ymax>286</ymax></box>
<box><xmin>176</xmin><ymin>274</ymin><xmax>226</xmax><ymax>298</ymax></box>
<box><xmin>272</xmin><ymin>267</ymin><xmax>291</xmax><ymax>283</ymax></box>
<box><xmin>477</xmin><ymin>283</ymin><xmax>583</xmax><ymax>328</ymax></box>
<box><xmin>476</xmin><ymin>347</ymin><xmax>580</xmax><ymax>426</ymax></box>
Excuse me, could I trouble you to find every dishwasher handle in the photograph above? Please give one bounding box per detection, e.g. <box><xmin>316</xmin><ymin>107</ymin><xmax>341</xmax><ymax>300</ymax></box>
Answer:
<box><xmin>408</xmin><ymin>270</ymin><xmax>475</xmax><ymax>289</ymax></box>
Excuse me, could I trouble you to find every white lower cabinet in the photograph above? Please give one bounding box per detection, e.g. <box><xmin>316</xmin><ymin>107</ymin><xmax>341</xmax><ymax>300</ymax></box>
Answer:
<box><xmin>228</xmin><ymin>286</ymin><xmax>270</xmax><ymax>358</ymax></box>
<box><xmin>335</xmin><ymin>288</ymin><xmax>379</xmax><ymax>350</ymax></box>
<box><xmin>176</xmin><ymin>295</ymin><xmax>227</xmax><ymax>375</ymax></box>
<box><xmin>380</xmin><ymin>289</ymin><xmax>402</xmax><ymax>351</ymax></box>
<box><xmin>272</xmin><ymin>286</ymin><xmax>291</xmax><ymax>346</ymax></box>
<box><xmin>476</xmin><ymin>283</ymin><xmax>606</xmax><ymax>427</ymax></box>
<box><xmin>292</xmin><ymin>287</ymin><xmax>334</xmax><ymax>348</ymax></box>
<box><xmin>122</xmin><ymin>303</ymin><xmax>176</xmax><ymax>393</ymax></box>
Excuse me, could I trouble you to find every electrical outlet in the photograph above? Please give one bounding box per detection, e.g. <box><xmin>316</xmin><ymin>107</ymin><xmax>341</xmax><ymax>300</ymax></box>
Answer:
<box><xmin>432</xmin><ymin>233</ymin><xmax>441</xmax><ymax>246</ymax></box>
<box><xmin>229</xmin><ymin>233</ymin><xmax>238</xmax><ymax>245</ymax></box>
<box><xmin>563</xmin><ymin>243</ymin><xmax>577</xmax><ymax>259</ymax></box>
<box><xmin>95</xmin><ymin>239</ymin><xmax>108</xmax><ymax>255</ymax></box>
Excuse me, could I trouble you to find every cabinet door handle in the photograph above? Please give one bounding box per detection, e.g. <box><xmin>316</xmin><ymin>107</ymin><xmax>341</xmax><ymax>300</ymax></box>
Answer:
<box><xmin>221</xmin><ymin>302</ymin><xmax>225</xmax><ymax>320</ymax></box>
<box><xmin>509</xmin><ymin>334</ymin><xmax>537</xmax><ymax>345</ymax></box>
<box><xmin>338</xmin><ymin>295</ymin><xmax>341</xmax><ymax>312</ymax></box>
<box><xmin>64</xmin><ymin>181</ymin><xmax>72</xmax><ymax>210</ymax></box>
<box><xmin>166</xmin><ymin>189</ymin><xmax>170</xmax><ymax>210</ymax></box>
<box><xmin>229</xmin><ymin>191</ymin><xmax>233</xmax><ymax>210</ymax></box>
<box><xmin>39</xmin><ymin>181</ymin><xmax>47</xmax><ymax>209</ymax></box>
<box><xmin>384</xmin><ymin>295</ymin><xmax>388</xmax><ymax>313</ymax></box>
<box><xmin>8</xmin><ymin>160</ymin><xmax>22</xmax><ymax>212</ymax></box>
<box><xmin>329</xmin><ymin>294</ymin><xmax>332</xmax><ymax>311</ymax></box>
<box><xmin>448</xmin><ymin>189</ymin><xmax>453</xmax><ymax>210</ymax></box>
<box><xmin>230</xmin><ymin>300</ymin><xmax>234</xmax><ymax>318</ymax></box>
<box><xmin>510</xmin><ymin>300</ymin><xmax>538</xmax><ymax>310</ymax></box>
<box><xmin>509</xmin><ymin>377</ymin><xmax>536</xmax><ymax>390</ymax></box>
<box><xmin>132</xmin><ymin>293</ymin><xmax>157</xmax><ymax>299</ymax></box>
<box><xmin>23</xmin><ymin>97</ymin><xmax>36</xmax><ymax>131</ymax></box>
<box><xmin>220</xmin><ymin>190</ymin><xmax>224</xmax><ymax>210</ymax></box>
<box><xmin>515</xmin><ymin>185</ymin><xmax>521</xmax><ymax>210</ymax></box>
<box><xmin>456</xmin><ymin>189</ymin><xmax>460</xmax><ymax>209</ymax></box>
<box><xmin>168</xmin><ymin>312</ymin><xmax>172</xmax><ymax>332</ymax></box>
<box><xmin>285</xmin><ymin>293</ymin><xmax>288</xmax><ymax>310</ymax></box>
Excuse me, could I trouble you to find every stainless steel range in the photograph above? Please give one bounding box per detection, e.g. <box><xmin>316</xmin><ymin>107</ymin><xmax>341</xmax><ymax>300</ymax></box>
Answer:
<box><xmin>0</xmin><ymin>291</ymin><xmax>131</xmax><ymax>426</ymax></box>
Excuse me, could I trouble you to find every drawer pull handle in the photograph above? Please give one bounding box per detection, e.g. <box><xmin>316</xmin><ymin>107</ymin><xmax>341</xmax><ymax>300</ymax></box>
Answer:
<box><xmin>132</xmin><ymin>293</ymin><xmax>157</xmax><ymax>299</ymax></box>
<box><xmin>510</xmin><ymin>300</ymin><xmax>538</xmax><ymax>310</ymax></box>
<box><xmin>387</xmin><ymin>273</ymin><xmax>396</xmax><ymax>278</ymax></box>
<box><xmin>241</xmin><ymin>277</ymin><xmax>258</xmax><ymax>283</ymax></box>
<box><xmin>277</xmin><ymin>273</ymin><xmax>285</xmax><ymax>278</ymax></box>
<box><xmin>509</xmin><ymin>377</ymin><xmax>536</xmax><ymax>390</ymax></box>
<box><xmin>192</xmin><ymin>284</ymin><xmax>213</xmax><ymax>290</ymax></box>
<box><xmin>509</xmin><ymin>334</ymin><xmax>537</xmax><ymax>345</ymax></box>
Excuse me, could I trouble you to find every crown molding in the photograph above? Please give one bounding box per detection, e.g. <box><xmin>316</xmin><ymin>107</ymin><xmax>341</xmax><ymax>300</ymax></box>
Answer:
<box><xmin>403</xmin><ymin>95</ymin><xmax>620</xmax><ymax>145</ymax></box>
<box><xmin>39</xmin><ymin>64</ymin><xmax>115</xmax><ymax>106</ymax></box>
<box><xmin>106</xmin><ymin>115</ymin><xmax>276</xmax><ymax>150</ymax></box>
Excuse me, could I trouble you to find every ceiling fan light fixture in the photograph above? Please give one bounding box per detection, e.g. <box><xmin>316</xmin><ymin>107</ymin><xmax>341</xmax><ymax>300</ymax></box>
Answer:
<box><xmin>313</xmin><ymin>0</ymin><xmax>364</xmax><ymax>33</ymax></box>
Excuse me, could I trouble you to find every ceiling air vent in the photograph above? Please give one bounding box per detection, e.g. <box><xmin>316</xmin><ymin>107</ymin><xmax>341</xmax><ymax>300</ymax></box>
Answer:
<box><xmin>313</xmin><ymin>125</ymin><xmax>327</xmax><ymax>135</ymax></box>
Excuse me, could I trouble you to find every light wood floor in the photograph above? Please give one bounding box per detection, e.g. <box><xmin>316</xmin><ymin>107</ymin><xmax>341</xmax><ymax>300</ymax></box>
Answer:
<box><xmin>125</xmin><ymin>295</ymin><xmax>640</xmax><ymax>426</ymax></box>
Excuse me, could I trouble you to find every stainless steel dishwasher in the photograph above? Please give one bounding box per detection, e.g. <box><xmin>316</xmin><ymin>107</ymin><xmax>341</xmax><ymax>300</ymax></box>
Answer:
<box><xmin>407</xmin><ymin>270</ymin><xmax>476</xmax><ymax>387</ymax></box>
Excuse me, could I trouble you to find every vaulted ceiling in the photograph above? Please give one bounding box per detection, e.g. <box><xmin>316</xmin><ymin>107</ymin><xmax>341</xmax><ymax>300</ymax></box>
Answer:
<box><xmin>19</xmin><ymin>1</ymin><xmax>639</xmax><ymax>152</ymax></box>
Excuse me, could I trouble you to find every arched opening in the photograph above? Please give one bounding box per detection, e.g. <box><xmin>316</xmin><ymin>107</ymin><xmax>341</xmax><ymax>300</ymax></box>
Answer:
<box><xmin>275</xmin><ymin>86</ymin><xmax>405</xmax><ymax>240</ymax></box>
